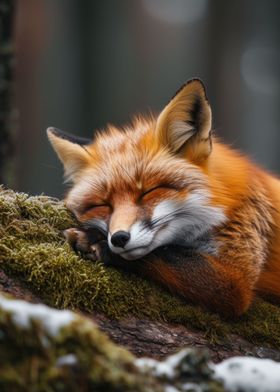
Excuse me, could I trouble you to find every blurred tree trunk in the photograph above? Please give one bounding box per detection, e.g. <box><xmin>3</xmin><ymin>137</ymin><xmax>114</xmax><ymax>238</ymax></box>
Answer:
<box><xmin>0</xmin><ymin>0</ymin><xmax>15</xmax><ymax>187</ymax></box>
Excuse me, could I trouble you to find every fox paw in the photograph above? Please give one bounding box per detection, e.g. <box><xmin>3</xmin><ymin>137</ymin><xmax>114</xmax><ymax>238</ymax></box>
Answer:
<box><xmin>64</xmin><ymin>227</ymin><xmax>127</xmax><ymax>267</ymax></box>
<box><xmin>63</xmin><ymin>227</ymin><xmax>106</xmax><ymax>262</ymax></box>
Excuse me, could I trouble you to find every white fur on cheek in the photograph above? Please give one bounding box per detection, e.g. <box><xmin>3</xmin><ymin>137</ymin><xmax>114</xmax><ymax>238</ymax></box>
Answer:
<box><xmin>151</xmin><ymin>191</ymin><xmax>226</xmax><ymax>246</ymax></box>
<box><xmin>129</xmin><ymin>221</ymin><xmax>154</xmax><ymax>248</ymax></box>
<box><xmin>183</xmin><ymin>191</ymin><xmax>226</xmax><ymax>234</ymax></box>
<box><xmin>152</xmin><ymin>200</ymin><xmax>178</xmax><ymax>223</ymax></box>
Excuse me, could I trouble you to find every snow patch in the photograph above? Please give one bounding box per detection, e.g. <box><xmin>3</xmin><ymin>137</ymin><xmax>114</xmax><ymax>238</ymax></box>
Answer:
<box><xmin>137</xmin><ymin>348</ymin><xmax>280</xmax><ymax>392</ymax></box>
<box><xmin>56</xmin><ymin>354</ymin><xmax>78</xmax><ymax>367</ymax></box>
<box><xmin>165</xmin><ymin>386</ymin><xmax>180</xmax><ymax>392</ymax></box>
<box><xmin>136</xmin><ymin>349</ymin><xmax>189</xmax><ymax>380</ymax></box>
<box><xmin>182</xmin><ymin>383</ymin><xmax>204</xmax><ymax>392</ymax></box>
<box><xmin>0</xmin><ymin>295</ymin><xmax>75</xmax><ymax>336</ymax></box>
<box><xmin>213</xmin><ymin>356</ymin><xmax>280</xmax><ymax>392</ymax></box>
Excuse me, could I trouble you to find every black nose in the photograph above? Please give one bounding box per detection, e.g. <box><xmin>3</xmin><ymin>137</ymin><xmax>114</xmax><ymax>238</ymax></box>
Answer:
<box><xmin>111</xmin><ymin>231</ymin><xmax>130</xmax><ymax>248</ymax></box>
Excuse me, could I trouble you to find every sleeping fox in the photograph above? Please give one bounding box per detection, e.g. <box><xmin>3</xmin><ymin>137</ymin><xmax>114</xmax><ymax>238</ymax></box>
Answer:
<box><xmin>47</xmin><ymin>78</ymin><xmax>280</xmax><ymax>318</ymax></box>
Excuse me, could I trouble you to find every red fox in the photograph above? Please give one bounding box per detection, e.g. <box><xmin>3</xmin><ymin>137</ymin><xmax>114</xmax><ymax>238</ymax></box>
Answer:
<box><xmin>47</xmin><ymin>79</ymin><xmax>280</xmax><ymax>318</ymax></box>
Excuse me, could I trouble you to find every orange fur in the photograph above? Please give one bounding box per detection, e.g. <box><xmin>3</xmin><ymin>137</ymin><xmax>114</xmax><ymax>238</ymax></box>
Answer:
<box><xmin>48</xmin><ymin>79</ymin><xmax>280</xmax><ymax>318</ymax></box>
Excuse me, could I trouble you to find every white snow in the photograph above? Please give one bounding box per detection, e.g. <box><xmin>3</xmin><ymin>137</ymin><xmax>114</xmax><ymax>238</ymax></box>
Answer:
<box><xmin>56</xmin><ymin>354</ymin><xmax>78</xmax><ymax>367</ymax></box>
<box><xmin>0</xmin><ymin>295</ymin><xmax>75</xmax><ymax>336</ymax></box>
<box><xmin>182</xmin><ymin>383</ymin><xmax>204</xmax><ymax>392</ymax></box>
<box><xmin>165</xmin><ymin>386</ymin><xmax>180</xmax><ymax>392</ymax></box>
<box><xmin>165</xmin><ymin>384</ymin><xmax>203</xmax><ymax>392</ymax></box>
<box><xmin>137</xmin><ymin>348</ymin><xmax>280</xmax><ymax>392</ymax></box>
<box><xmin>136</xmin><ymin>349</ymin><xmax>190</xmax><ymax>380</ymax></box>
<box><xmin>213</xmin><ymin>356</ymin><xmax>280</xmax><ymax>392</ymax></box>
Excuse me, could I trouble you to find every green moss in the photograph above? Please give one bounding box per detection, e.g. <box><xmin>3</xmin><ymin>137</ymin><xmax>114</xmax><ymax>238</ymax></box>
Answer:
<box><xmin>1</xmin><ymin>186</ymin><xmax>280</xmax><ymax>350</ymax></box>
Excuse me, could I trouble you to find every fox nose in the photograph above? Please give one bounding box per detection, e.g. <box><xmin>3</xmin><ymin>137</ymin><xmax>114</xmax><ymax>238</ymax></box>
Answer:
<box><xmin>111</xmin><ymin>231</ymin><xmax>130</xmax><ymax>248</ymax></box>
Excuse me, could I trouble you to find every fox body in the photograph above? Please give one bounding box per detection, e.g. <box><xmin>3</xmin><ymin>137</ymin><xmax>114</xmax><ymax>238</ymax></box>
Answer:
<box><xmin>47</xmin><ymin>79</ymin><xmax>280</xmax><ymax>318</ymax></box>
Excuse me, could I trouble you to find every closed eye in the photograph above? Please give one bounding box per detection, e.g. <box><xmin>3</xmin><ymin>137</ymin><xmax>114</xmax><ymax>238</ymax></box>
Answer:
<box><xmin>82</xmin><ymin>203</ymin><xmax>111</xmax><ymax>213</ymax></box>
<box><xmin>140</xmin><ymin>185</ymin><xmax>177</xmax><ymax>199</ymax></box>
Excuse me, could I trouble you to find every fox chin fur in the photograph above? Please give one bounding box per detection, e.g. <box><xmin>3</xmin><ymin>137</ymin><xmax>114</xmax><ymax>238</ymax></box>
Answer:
<box><xmin>47</xmin><ymin>78</ymin><xmax>280</xmax><ymax>318</ymax></box>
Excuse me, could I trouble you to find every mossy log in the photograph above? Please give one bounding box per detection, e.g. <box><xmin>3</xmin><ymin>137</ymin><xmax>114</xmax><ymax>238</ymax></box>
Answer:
<box><xmin>0</xmin><ymin>294</ymin><xmax>161</xmax><ymax>392</ymax></box>
<box><xmin>1</xmin><ymin>186</ymin><xmax>280</xmax><ymax>363</ymax></box>
<box><xmin>0</xmin><ymin>293</ymin><xmax>227</xmax><ymax>392</ymax></box>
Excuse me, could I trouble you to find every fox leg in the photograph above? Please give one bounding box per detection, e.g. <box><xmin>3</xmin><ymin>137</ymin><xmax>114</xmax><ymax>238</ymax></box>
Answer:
<box><xmin>94</xmin><ymin>244</ymin><xmax>253</xmax><ymax>319</ymax></box>
<box><xmin>139</xmin><ymin>246</ymin><xmax>254</xmax><ymax>318</ymax></box>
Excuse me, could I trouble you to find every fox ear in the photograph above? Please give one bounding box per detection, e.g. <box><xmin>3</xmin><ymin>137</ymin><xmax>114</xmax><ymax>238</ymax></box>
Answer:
<box><xmin>47</xmin><ymin>127</ymin><xmax>91</xmax><ymax>181</ymax></box>
<box><xmin>155</xmin><ymin>79</ymin><xmax>212</xmax><ymax>163</ymax></box>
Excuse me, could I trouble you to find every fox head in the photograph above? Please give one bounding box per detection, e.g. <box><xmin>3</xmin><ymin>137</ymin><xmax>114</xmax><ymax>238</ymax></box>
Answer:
<box><xmin>47</xmin><ymin>79</ymin><xmax>225</xmax><ymax>260</ymax></box>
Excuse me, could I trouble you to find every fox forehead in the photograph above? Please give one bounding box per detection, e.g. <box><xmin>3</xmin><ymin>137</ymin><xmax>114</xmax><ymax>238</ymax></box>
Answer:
<box><xmin>66</xmin><ymin>151</ymin><xmax>206</xmax><ymax>213</ymax></box>
<box><xmin>65</xmin><ymin>119</ymin><xmax>209</xmax><ymax>212</ymax></box>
